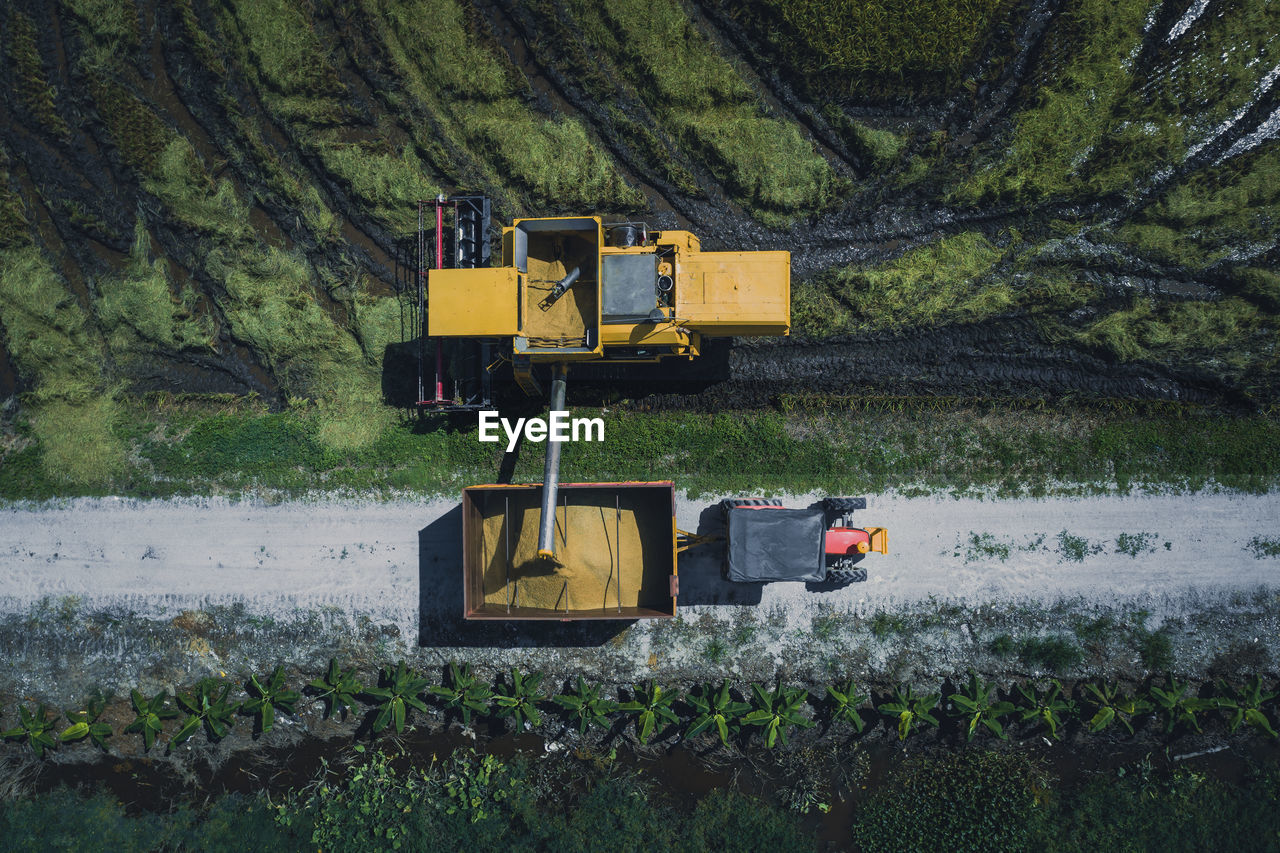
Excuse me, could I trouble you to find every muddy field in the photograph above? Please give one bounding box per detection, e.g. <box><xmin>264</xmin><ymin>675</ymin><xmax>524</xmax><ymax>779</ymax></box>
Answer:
<box><xmin>1</xmin><ymin>0</ymin><xmax>1277</xmax><ymax>421</ymax></box>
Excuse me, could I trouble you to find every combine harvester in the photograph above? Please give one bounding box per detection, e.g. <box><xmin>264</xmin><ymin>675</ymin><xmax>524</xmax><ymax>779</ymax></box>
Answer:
<box><xmin>416</xmin><ymin>196</ymin><xmax>884</xmax><ymax>620</ymax></box>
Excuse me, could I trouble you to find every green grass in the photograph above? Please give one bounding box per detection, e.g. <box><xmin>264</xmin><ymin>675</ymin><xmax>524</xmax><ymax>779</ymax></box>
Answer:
<box><xmin>726</xmin><ymin>0</ymin><xmax>1013</xmax><ymax>99</ymax></box>
<box><xmin>97</xmin><ymin>221</ymin><xmax>215</xmax><ymax>355</ymax></box>
<box><xmin>1117</xmin><ymin>144</ymin><xmax>1280</xmax><ymax>268</ymax></box>
<box><xmin>1115</xmin><ymin>531</ymin><xmax>1158</xmax><ymax>557</ymax></box>
<box><xmin>793</xmin><ymin>232</ymin><xmax>1007</xmax><ymax>337</ymax></box>
<box><xmin>852</xmin><ymin>751</ymin><xmax>1047</xmax><ymax>852</ymax></box>
<box><xmin>957</xmin><ymin>0</ymin><xmax>1158</xmax><ymax>202</ymax></box>
<box><xmin>6</xmin><ymin>10</ymin><xmax>69</xmax><ymax>137</ymax></box>
<box><xmin>1017</xmin><ymin>635</ymin><xmax>1083</xmax><ymax>672</ymax></box>
<box><xmin>357</xmin><ymin>0</ymin><xmax>641</xmax><ymax>213</ymax></box>
<box><xmin>0</xmin><ymin>246</ymin><xmax>125</xmax><ymax>485</ymax></box>
<box><xmin>1056</xmin><ymin>531</ymin><xmax>1103</xmax><ymax>563</ymax></box>
<box><xmin>960</xmin><ymin>532</ymin><xmax>1011</xmax><ymax>563</ymax></box>
<box><xmin>5</xmin><ymin>396</ymin><xmax>1280</xmax><ymax>501</ymax></box>
<box><xmin>1246</xmin><ymin>536</ymin><xmax>1280</xmax><ymax>559</ymax></box>
<box><xmin>570</xmin><ymin>0</ymin><xmax>844</xmax><ymax>223</ymax></box>
<box><xmin>1056</xmin><ymin>295</ymin><xmax>1272</xmax><ymax>368</ymax></box>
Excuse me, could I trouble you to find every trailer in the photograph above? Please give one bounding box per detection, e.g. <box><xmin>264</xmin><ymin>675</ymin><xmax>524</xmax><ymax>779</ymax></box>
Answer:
<box><xmin>461</xmin><ymin>482</ymin><xmax>678</xmax><ymax>621</ymax></box>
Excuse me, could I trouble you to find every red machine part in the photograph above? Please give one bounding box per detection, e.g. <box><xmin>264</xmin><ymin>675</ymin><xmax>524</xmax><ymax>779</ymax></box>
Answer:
<box><xmin>825</xmin><ymin>527</ymin><xmax>871</xmax><ymax>556</ymax></box>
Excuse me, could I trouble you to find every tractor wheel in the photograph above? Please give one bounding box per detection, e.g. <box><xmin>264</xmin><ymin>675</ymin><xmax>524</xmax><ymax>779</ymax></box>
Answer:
<box><xmin>827</xmin><ymin>567</ymin><xmax>867</xmax><ymax>585</ymax></box>
<box><xmin>823</xmin><ymin>496</ymin><xmax>866</xmax><ymax>513</ymax></box>
<box><xmin>721</xmin><ymin>498</ymin><xmax>783</xmax><ymax>509</ymax></box>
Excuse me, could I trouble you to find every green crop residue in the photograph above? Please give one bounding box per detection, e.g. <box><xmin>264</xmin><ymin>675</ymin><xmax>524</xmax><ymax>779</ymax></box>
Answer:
<box><xmin>1118</xmin><ymin>143</ymin><xmax>1280</xmax><ymax>268</ymax></box>
<box><xmin>571</xmin><ymin>0</ymin><xmax>844</xmax><ymax>224</ymax></box>
<box><xmin>1060</xmin><ymin>296</ymin><xmax>1272</xmax><ymax>369</ymax></box>
<box><xmin>6</xmin><ymin>11</ymin><xmax>70</xmax><ymax>137</ymax></box>
<box><xmin>362</xmin><ymin>0</ymin><xmax>641</xmax><ymax>213</ymax></box>
<box><xmin>143</xmin><ymin>139</ymin><xmax>252</xmax><ymax>242</ymax></box>
<box><xmin>216</xmin><ymin>0</ymin><xmax>348</xmax><ymax>125</ymax></box>
<box><xmin>315</xmin><ymin>140</ymin><xmax>440</xmax><ymax>234</ymax></box>
<box><xmin>958</xmin><ymin>0</ymin><xmax>1158</xmax><ymax>202</ymax></box>
<box><xmin>59</xmin><ymin>0</ymin><xmax>141</xmax><ymax>73</ymax></box>
<box><xmin>0</xmin><ymin>247</ymin><xmax>125</xmax><ymax>485</ymax></box>
<box><xmin>0</xmin><ymin>147</ymin><xmax>31</xmax><ymax>249</ymax></box>
<box><xmin>97</xmin><ymin>220</ymin><xmax>214</xmax><ymax>355</ymax></box>
<box><xmin>794</xmin><ymin>232</ymin><xmax>1007</xmax><ymax>337</ymax></box>
<box><xmin>223</xmin><ymin>107</ymin><xmax>340</xmax><ymax>243</ymax></box>
<box><xmin>740</xmin><ymin>0</ymin><xmax>1011</xmax><ymax>97</ymax></box>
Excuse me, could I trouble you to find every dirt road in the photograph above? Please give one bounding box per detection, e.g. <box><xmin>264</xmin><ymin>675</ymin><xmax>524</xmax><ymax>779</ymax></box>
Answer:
<box><xmin>2</xmin><ymin>491</ymin><xmax>1276</xmax><ymax>644</ymax></box>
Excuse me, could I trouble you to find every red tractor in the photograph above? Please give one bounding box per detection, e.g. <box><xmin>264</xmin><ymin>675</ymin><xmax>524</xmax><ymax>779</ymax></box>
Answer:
<box><xmin>720</xmin><ymin>497</ymin><xmax>887</xmax><ymax>585</ymax></box>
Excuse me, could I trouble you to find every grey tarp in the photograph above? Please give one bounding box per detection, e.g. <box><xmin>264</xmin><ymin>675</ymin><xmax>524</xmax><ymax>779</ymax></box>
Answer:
<box><xmin>725</xmin><ymin>507</ymin><xmax>826</xmax><ymax>583</ymax></box>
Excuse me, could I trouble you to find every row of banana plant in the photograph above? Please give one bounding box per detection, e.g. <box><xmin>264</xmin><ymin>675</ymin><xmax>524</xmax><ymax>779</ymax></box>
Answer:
<box><xmin>2</xmin><ymin>664</ymin><xmax>1277</xmax><ymax>758</ymax></box>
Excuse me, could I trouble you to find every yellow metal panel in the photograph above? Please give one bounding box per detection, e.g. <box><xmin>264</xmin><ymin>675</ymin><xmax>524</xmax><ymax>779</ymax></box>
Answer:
<box><xmin>428</xmin><ymin>268</ymin><xmax>520</xmax><ymax>337</ymax></box>
<box><xmin>599</xmin><ymin>323</ymin><xmax>694</xmax><ymax>348</ymax></box>
<box><xmin>677</xmin><ymin>250</ymin><xmax>790</xmax><ymax>336</ymax></box>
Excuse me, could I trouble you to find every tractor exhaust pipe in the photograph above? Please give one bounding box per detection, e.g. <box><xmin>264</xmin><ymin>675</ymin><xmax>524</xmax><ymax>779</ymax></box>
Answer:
<box><xmin>536</xmin><ymin>364</ymin><xmax>568</xmax><ymax>559</ymax></box>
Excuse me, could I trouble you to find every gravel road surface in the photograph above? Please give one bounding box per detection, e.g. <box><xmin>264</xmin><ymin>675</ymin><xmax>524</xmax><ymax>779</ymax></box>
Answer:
<box><xmin>2</xmin><ymin>491</ymin><xmax>1276</xmax><ymax>645</ymax></box>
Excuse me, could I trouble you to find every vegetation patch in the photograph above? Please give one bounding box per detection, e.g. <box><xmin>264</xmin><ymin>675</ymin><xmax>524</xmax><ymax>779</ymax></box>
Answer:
<box><xmin>1246</xmin><ymin>536</ymin><xmax>1280</xmax><ymax>559</ymax></box>
<box><xmin>793</xmin><ymin>232</ymin><xmax>1007</xmax><ymax>337</ymax></box>
<box><xmin>5</xmin><ymin>10</ymin><xmax>69</xmax><ymax>137</ymax></box>
<box><xmin>956</xmin><ymin>0</ymin><xmax>1158</xmax><ymax>202</ymax></box>
<box><xmin>852</xmin><ymin>751</ymin><xmax>1046</xmax><ymax>851</ymax></box>
<box><xmin>719</xmin><ymin>0</ymin><xmax>1014</xmax><ymax>99</ymax></box>
<box><xmin>570</xmin><ymin>0</ymin><xmax>844</xmax><ymax>223</ymax></box>
<box><xmin>0</xmin><ymin>246</ymin><xmax>124</xmax><ymax>484</ymax></box>
<box><xmin>360</xmin><ymin>0</ymin><xmax>641</xmax><ymax>214</ymax></box>
<box><xmin>96</xmin><ymin>221</ymin><xmax>214</xmax><ymax>355</ymax></box>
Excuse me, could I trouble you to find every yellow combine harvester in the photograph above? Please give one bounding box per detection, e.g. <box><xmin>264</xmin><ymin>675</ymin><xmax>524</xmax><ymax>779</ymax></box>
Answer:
<box><xmin>420</xmin><ymin>198</ymin><xmax>789</xmax><ymax>399</ymax></box>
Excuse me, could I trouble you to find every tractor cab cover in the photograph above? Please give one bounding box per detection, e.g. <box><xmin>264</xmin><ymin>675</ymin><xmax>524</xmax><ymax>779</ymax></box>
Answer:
<box><xmin>725</xmin><ymin>507</ymin><xmax>826</xmax><ymax>583</ymax></box>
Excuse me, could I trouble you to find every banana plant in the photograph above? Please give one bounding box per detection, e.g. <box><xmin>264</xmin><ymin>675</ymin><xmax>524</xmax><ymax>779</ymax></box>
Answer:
<box><xmin>125</xmin><ymin>690</ymin><xmax>178</xmax><ymax>752</ymax></box>
<box><xmin>878</xmin><ymin>685</ymin><xmax>940</xmax><ymax>741</ymax></box>
<box><xmin>552</xmin><ymin>676</ymin><xmax>616</xmax><ymax>736</ymax></box>
<box><xmin>307</xmin><ymin>659</ymin><xmax>363</xmax><ymax>721</ymax></box>
<box><xmin>493</xmin><ymin>668</ymin><xmax>545</xmax><ymax>731</ymax></box>
<box><xmin>825</xmin><ymin>680</ymin><xmax>871</xmax><ymax>734</ymax></box>
<box><xmin>2</xmin><ymin>704</ymin><xmax>59</xmax><ymax>757</ymax></box>
<box><xmin>365</xmin><ymin>661</ymin><xmax>431</xmax><ymax>735</ymax></box>
<box><xmin>742</xmin><ymin>683</ymin><xmax>814</xmax><ymax>748</ymax></box>
<box><xmin>429</xmin><ymin>662</ymin><xmax>493</xmax><ymax>728</ymax></box>
<box><xmin>173</xmin><ymin>678</ymin><xmax>238</xmax><ymax>745</ymax></box>
<box><xmin>241</xmin><ymin>666</ymin><xmax>300</xmax><ymax>735</ymax></box>
<box><xmin>617</xmin><ymin>681</ymin><xmax>679</xmax><ymax>745</ymax></box>
<box><xmin>1216</xmin><ymin>676</ymin><xmax>1278</xmax><ymax>738</ymax></box>
<box><xmin>1083</xmin><ymin>682</ymin><xmax>1151</xmax><ymax>735</ymax></box>
<box><xmin>685</xmin><ymin>680</ymin><xmax>749</xmax><ymax>745</ymax></box>
<box><xmin>948</xmin><ymin>673</ymin><xmax>1014</xmax><ymax>741</ymax></box>
<box><xmin>60</xmin><ymin>691</ymin><xmax>113</xmax><ymax>750</ymax></box>
<box><xmin>1014</xmin><ymin>681</ymin><xmax>1075</xmax><ymax>740</ymax></box>
<box><xmin>1149</xmin><ymin>677</ymin><xmax>1215</xmax><ymax>734</ymax></box>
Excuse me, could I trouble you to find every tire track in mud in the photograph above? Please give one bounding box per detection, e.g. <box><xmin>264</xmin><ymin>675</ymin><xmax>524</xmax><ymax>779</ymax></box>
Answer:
<box><xmin>565</xmin><ymin>315</ymin><xmax>1240</xmax><ymax>411</ymax></box>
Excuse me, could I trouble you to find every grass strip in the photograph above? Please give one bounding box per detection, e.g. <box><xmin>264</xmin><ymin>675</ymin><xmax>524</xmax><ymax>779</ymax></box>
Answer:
<box><xmin>3</xmin><ymin>397</ymin><xmax>1277</xmax><ymax>500</ymax></box>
